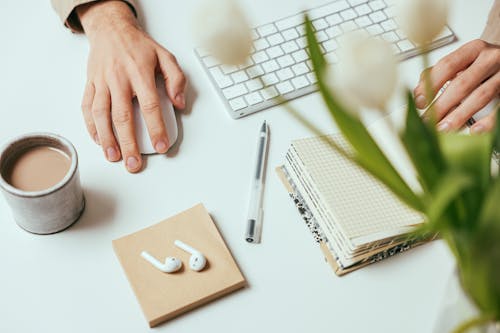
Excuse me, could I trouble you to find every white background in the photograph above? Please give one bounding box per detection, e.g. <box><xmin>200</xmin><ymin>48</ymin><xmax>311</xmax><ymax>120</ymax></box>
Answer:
<box><xmin>0</xmin><ymin>0</ymin><xmax>493</xmax><ymax>332</ymax></box>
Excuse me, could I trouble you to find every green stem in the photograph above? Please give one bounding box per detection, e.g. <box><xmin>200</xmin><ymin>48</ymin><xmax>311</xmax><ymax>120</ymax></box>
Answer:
<box><xmin>452</xmin><ymin>314</ymin><xmax>496</xmax><ymax>333</ymax></box>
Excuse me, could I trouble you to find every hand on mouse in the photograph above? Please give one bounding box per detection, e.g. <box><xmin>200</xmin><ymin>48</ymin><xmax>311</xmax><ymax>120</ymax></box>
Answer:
<box><xmin>77</xmin><ymin>0</ymin><xmax>186</xmax><ymax>173</ymax></box>
<box><xmin>413</xmin><ymin>39</ymin><xmax>499</xmax><ymax>133</ymax></box>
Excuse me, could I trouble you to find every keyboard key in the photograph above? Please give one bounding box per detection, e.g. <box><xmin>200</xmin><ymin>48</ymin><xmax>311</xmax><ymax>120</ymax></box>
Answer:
<box><xmin>223</xmin><ymin>84</ymin><xmax>247</xmax><ymax>99</ymax></box>
<box><xmin>252</xmin><ymin>51</ymin><xmax>269</xmax><ymax>64</ymax></box>
<box><xmin>292</xmin><ymin>49</ymin><xmax>309</xmax><ymax>62</ymax></box>
<box><xmin>247</xmin><ymin>65</ymin><xmax>265</xmax><ymax>78</ymax></box>
<box><xmin>246</xmin><ymin>78</ymin><xmax>264</xmax><ymax>92</ymax></box>
<box><xmin>276</xmin><ymin>67</ymin><xmax>294</xmax><ymax>80</ymax></box>
<box><xmin>325</xmin><ymin>52</ymin><xmax>338</xmax><ymax>64</ymax></box>
<box><xmin>396</xmin><ymin>29</ymin><xmax>407</xmax><ymax>40</ymax></box>
<box><xmin>341</xmin><ymin>21</ymin><xmax>358</xmax><ymax>32</ymax></box>
<box><xmin>325</xmin><ymin>26</ymin><xmax>342</xmax><ymax>38</ymax></box>
<box><xmin>309</xmin><ymin>0</ymin><xmax>348</xmax><ymax>19</ymax></box>
<box><xmin>296</xmin><ymin>37</ymin><xmax>307</xmax><ymax>48</ymax></box>
<box><xmin>369</xmin><ymin>11</ymin><xmax>386</xmax><ymax>23</ymax></box>
<box><xmin>277</xmin><ymin>54</ymin><xmax>294</xmax><ymax>68</ymax></box>
<box><xmin>282</xmin><ymin>28</ymin><xmax>299</xmax><ymax>41</ymax></box>
<box><xmin>312</xmin><ymin>18</ymin><xmax>328</xmax><ymax>31</ymax></box>
<box><xmin>398</xmin><ymin>40</ymin><xmax>415</xmax><ymax>52</ymax></box>
<box><xmin>292</xmin><ymin>75</ymin><xmax>310</xmax><ymax>89</ymax></box>
<box><xmin>316</xmin><ymin>31</ymin><xmax>329</xmax><ymax>42</ymax></box>
<box><xmin>340</xmin><ymin>9</ymin><xmax>357</xmax><ymax>21</ymax></box>
<box><xmin>220</xmin><ymin>64</ymin><xmax>238</xmax><ymax>74</ymax></box>
<box><xmin>202</xmin><ymin>56</ymin><xmax>218</xmax><ymax>68</ymax></box>
<box><xmin>322</xmin><ymin>39</ymin><xmax>338</xmax><ymax>52</ymax></box>
<box><xmin>258</xmin><ymin>24</ymin><xmax>278</xmax><ymax>37</ymax></box>
<box><xmin>326</xmin><ymin>13</ymin><xmax>343</xmax><ymax>26</ymax></box>
<box><xmin>281</xmin><ymin>40</ymin><xmax>299</xmax><ymax>53</ymax></box>
<box><xmin>296</xmin><ymin>24</ymin><xmax>307</xmax><ymax>36</ymax></box>
<box><xmin>262</xmin><ymin>72</ymin><xmax>279</xmax><ymax>85</ymax></box>
<box><xmin>348</xmin><ymin>0</ymin><xmax>365</xmax><ymax>6</ymax></box>
<box><xmin>261</xmin><ymin>86</ymin><xmax>279</xmax><ymax>99</ymax></box>
<box><xmin>355</xmin><ymin>4</ymin><xmax>371</xmax><ymax>16</ymax></box>
<box><xmin>268</xmin><ymin>33</ymin><xmax>285</xmax><ymax>46</ymax></box>
<box><xmin>254</xmin><ymin>38</ymin><xmax>270</xmax><ymax>51</ymax></box>
<box><xmin>382</xmin><ymin>31</ymin><xmax>399</xmax><ymax>43</ymax></box>
<box><xmin>381</xmin><ymin>19</ymin><xmax>397</xmax><ymax>32</ymax></box>
<box><xmin>245</xmin><ymin>91</ymin><xmax>264</xmax><ymax>105</ymax></box>
<box><xmin>369</xmin><ymin>0</ymin><xmax>386</xmax><ymax>11</ymax></box>
<box><xmin>231</xmin><ymin>70</ymin><xmax>249</xmax><ymax>83</ymax></box>
<box><xmin>276</xmin><ymin>81</ymin><xmax>294</xmax><ymax>94</ymax></box>
<box><xmin>251</xmin><ymin>30</ymin><xmax>260</xmax><ymax>40</ymax></box>
<box><xmin>209</xmin><ymin>67</ymin><xmax>233</xmax><ymax>88</ymax></box>
<box><xmin>355</xmin><ymin>16</ymin><xmax>372</xmax><ymax>28</ymax></box>
<box><xmin>292</xmin><ymin>62</ymin><xmax>309</xmax><ymax>75</ymax></box>
<box><xmin>366</xmin><ymin>24</ymin><xmax>383</xmax><ymax>35</ymax></box>
<box><xmin>262</xmin><ymin>59</ymin><xmax>280</xmax><ymax>72</ymax></box>
<box><xmin>266</xmin><ymin>46</ymin><xmax>284</xmax><ymax>59</ymax></box>
<box><xmin>229</xmin><ymin>97</ymin><xmax>247</xmax><ymax>111</ymax></box>
<box><xmin>306</xmin><ymin>72</ymin><xmax>318</xmax><ymax>84</ymax></box>
<box><xmin>275</xmin><ymin>14</ymin><xmax>303</xmax><ymax>30</ymax></box>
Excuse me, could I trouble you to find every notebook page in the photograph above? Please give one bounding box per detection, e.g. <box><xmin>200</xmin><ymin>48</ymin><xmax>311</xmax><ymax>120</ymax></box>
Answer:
<box><xmin>291</xmin><ymin>131</ymin><xmax>423</xmax><ymax>241</ymax></box>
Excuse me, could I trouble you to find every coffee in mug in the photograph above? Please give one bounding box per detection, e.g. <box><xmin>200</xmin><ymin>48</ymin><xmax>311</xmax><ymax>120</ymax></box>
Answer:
<box><xmin>0</xmin><ymin>133</ymin><xmax>85</xmax><ymax>234</ymax></box>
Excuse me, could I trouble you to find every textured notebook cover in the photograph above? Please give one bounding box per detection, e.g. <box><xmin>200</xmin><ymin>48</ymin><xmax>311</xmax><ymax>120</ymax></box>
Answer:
<box><xmin>112</xmin><ymin>204</ymin><xmax>247</xmax><ymax>327</ymax></box>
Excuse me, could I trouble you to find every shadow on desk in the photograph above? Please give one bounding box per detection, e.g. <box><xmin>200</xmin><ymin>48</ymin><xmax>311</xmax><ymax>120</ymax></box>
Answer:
<box><xmin>69</xmin><ymin>187</ymin><xmax>117</xmax><ymax>232</ymax></box>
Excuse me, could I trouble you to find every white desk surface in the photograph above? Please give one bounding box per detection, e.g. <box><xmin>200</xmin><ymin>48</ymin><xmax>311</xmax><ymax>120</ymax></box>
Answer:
<box><xmin>0</xmin><ymin>0</ymin><xmax>493</xmax><ymax>332</ymax></box>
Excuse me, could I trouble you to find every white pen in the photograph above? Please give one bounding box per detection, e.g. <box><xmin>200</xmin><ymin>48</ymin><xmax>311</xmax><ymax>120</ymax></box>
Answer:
<box><xmin>245</xmin><ymin>121</ymin><xmax>269</xmax><ymax>243</ymax></box>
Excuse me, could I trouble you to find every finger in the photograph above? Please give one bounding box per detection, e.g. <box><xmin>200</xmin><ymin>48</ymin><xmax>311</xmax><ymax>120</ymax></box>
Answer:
<box><xmin>91</xmin><ymin>83</ymin><xmax>121</xmax><ymax>162</ymax></box>
<box><xmin>470</xmin><ymin>110</ymin><xmax>498</xmax><ymax>134</ymax></box>
<box><xmin>132</xmin><ymin>71</ymin><xmax>170</xmax><ymax>154</ymax></box>
<box><xmin>81</xmin><ymin>81</ymin><xmax>98</xmax><ymax>144</ymax></box>
<box><xmin>438</xmin><ymin>71</ymin><xmax>500</xmax><ymax>131</ymax></box>
<box><xmin>414</xmin><ymin>40</ymin><xmax>487</xmax><ymax>108</ymax></box>
<box><xmin>157</xmin><ymin>48</ymin><xmax>187</xmax><ymax>109</ymax></box>
<box><xmin>108</xmin><ymin>79</ymin><xmax>143</xmax><ymax>173</ymax></box>
<box><xmin>431</xmin><ymin>52</ymin><xmax>498</xmax><ymax>122</ymax></box>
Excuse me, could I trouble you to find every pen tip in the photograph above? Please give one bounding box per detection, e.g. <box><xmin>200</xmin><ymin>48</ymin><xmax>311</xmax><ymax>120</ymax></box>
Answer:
<box><xmin>261</xmin><ymin>120</ymin><xmax>267</xmax><ymax>132</ymax></box>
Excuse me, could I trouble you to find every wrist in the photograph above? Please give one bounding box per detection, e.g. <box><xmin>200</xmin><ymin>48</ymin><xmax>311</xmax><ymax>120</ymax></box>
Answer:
<box><xmin>77</xmin><ymin>1</ymin><xmax>138</xmax><ymax>40</ymax></box>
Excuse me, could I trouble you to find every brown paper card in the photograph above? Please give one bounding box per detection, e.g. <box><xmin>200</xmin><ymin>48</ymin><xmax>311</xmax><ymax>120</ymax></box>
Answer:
<box><xmin>112</xmin><ymin>203</ymin><xmax>247</xmax><ymax>327</ymax></box>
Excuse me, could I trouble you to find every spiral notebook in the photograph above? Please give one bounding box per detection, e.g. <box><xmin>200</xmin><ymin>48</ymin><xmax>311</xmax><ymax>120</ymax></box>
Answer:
<box><xmin>277</xmin><ymin>120</ymin><xmax>435</xmax><ymax>276</ymax></box>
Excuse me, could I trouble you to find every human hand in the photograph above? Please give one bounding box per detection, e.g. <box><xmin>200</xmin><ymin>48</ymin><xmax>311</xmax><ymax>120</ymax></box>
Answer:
<box><xmin>413</xmin><ymin>39</ymin><xmax>499</xmax><ymax>133</ymax></box>
<box><xmin>77</xmin><ymin>0</ymin><xmax>186</xmax><ymax>173</ymax></box>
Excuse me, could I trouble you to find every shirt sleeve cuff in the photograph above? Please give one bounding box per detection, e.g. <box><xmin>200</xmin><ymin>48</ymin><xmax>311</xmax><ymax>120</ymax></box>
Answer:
<box><xmin>481</xmin><ymin>0</ymin><xmax>500</xmax><ymax>45</ymax></box>
<box><xmin>51</xmin><ymin>0</ymin><xmax>137</xmax><ymax>33</ymax></box>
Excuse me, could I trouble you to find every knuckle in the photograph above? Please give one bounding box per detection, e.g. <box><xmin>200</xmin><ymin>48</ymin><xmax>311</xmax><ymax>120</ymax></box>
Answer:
<box><xmin>471</xmin><ymin>39</ymin><xmax>487</xmax><ymax>50</ymax></box>
<box><xmin>453</xmin><ymin>76</ymin><xmax>469</xmax><ymax>94</ymax></box>
<box><xmin>92</xmin><ymin>106</ymin><xmax>109</xmax><ymax>117</ymax></box>
<box><xmin>111</xmin><ymin>109</ymin><xmax>132</xmax><ymax>125</ymax></box>
<box><xmin>140</xmin><ymin>100</ymin><xmax>160</xmax><ymax>115</ymax></box>
<box><xmin>437</xmin><ymin>57</ymin><xmax>454</xmax><ymax>74</ymax></box>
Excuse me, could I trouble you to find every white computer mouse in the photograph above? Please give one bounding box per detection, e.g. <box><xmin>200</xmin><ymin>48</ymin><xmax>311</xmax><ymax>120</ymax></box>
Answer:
<box><xmin>115</xmin><ymin>78</ymin><xmax>178</xmax><ymax>155</ymax></box>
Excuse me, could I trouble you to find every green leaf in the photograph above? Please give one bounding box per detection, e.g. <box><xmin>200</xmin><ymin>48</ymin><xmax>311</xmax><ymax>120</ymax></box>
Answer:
<box><xmin>440</xmin><ymin>132</ymin><xmax>492</xmax><ymax>190</ymax></box>
<box><xmin>425</xmin><ymin>172</ymin><xmax>474</xmax><ymax>228</ymax></box>
<box><xmin>304</xmin><ymin>14</ymin><xmax>424</xmax><ymax>212</ymax></box>
<box><xmin>478</xmin><ymin>175</ymin><xmax>500</xmax><ymax>228</ymax></box>
<box><xmin>401</xmin><ymin>91</ymin><xmax>446</xmax><ymax>192</ymax></box>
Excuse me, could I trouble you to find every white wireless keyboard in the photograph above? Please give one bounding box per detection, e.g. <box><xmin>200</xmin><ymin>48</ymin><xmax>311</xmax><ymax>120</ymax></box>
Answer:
<box><xmin>195</xmin><ymin>0</ymin><xmax>456</xmax><ymax>119</ymax></box>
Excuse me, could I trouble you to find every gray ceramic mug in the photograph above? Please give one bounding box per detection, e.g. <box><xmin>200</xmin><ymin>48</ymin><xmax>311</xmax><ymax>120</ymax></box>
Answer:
<box><xmin>0</xmin><ymin>133</ymin><xmax>85</xmax><ymax>234</ymax></box>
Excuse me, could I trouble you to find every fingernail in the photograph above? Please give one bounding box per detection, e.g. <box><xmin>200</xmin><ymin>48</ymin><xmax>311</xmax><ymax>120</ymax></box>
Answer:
<box><xmin>94</xmin><ymin>134</ymin><xmax>100</xmax><ymax>145</ymax></box>
<box><xmin>127</xmin><ymin>156</ymin><xmax>140</xmax><ymax>170</ymax></box>
<box><xmin>437</xmin><ymin>121</ymin><xmax>450</xmax><ymax>132</ymax></box>
<box><xmin>175</xmin><ymin>93</ymin><xmax>185</xmax><ymax>107</ymax></box>
<box><xmin>155</xmin><ymin>140</ymin><xmax>168</xmax><ymax>153</ymax></box>
<box><xmin>106</xmin><ymin>147</ymin><xmax>119</xmax><ymax>161</ymax></box>
<box><xmin>415</xmin><ymin>95</ymin><xmax>426</xmax><ymax>109</ymax></box>
<box><xmin>470</xmin><ymin>124</ymin><xmax>484</xmax><ymax>134</ymax></box>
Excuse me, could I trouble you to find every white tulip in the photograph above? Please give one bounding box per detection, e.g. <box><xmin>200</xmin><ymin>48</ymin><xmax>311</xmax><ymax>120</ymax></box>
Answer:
<box><xmin>326</xmin><ymin>31</ymin><xmax>398</xmax><ymax>113</ymax></box>
<box><xmin>193</xmin><ymin>0</ymin><xmax>253</xmax><ymax>66</ymax></box>
<box><xmin>395</xmin><ymin>0</ymin><xmax>450</xmax><ymax>45</ymax></box>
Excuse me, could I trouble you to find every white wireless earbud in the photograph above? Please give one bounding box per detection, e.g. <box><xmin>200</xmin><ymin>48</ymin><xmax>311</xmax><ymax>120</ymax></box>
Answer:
<box><xmin>141</xmin><ymin>251</ymin><xmax>182</xmax><ymax>273</ymax></box>
<box><xmin>174</xmin><ymin>240</ymin><xmax>207</xmax><ymax>272</ymax></box>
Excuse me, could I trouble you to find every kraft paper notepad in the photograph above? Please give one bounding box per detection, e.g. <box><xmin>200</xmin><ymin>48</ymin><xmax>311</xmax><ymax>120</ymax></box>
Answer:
<box><xmin>112</xmin><ymin>204</ymin><xmax>246</xmax><ymax>327</ymax></box>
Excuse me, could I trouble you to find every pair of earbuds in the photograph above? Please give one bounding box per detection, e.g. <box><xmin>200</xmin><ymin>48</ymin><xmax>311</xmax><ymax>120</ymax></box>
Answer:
<box><xmin>141</xmin><ymin>240</ymin><xmax>207</xmax><ymax>273</ymax></box>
